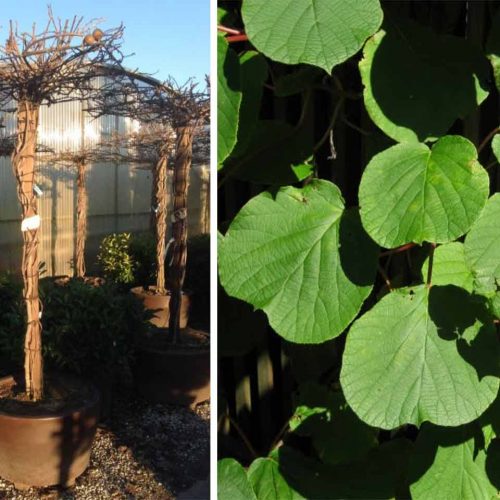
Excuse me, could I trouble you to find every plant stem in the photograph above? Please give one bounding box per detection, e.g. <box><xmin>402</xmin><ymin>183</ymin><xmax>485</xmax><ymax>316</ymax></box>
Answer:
<box><xmin>168</xmin><ymin>125</ymin><xmax>194</xmax><ymax>342</ymax></box>
<box><xmin>313</xmin><ymin>96</ymin><xmax>345</xmax><ymax>153</ymax></box>
<box><xmin>75</xmin><ymin>159</ymin><xmax>88</xmax><ymax>278</ymax></box>
<box><xmin>13</xmin><ymin>100</ymin><xmax>43</xmax><ymax>401</ymax></box>
<box><xmin>268</xmin><ymin>421</ymin><xmax>290</xmax><ymax>454</ymax></box>
<box><xmin>378</xmin><ymin>264</ymin><xmax>393</xmax><ymax>292</ymax></box>
<box><xmin>426</xmin><ymin>243</ymin><xmax>437</xmax><ymax>287</ymax></box>
<box><xmin>477</xmin><ymin>126</ymin><xmax>500</xmax><ymax>154</ymax></box>
<box><xmin>155</xmin><ymin>152</ymin><xmax>168</xmax><ymax>294</ymax></box>
<box><xmin>379</xmin><ymin>242</ymin><xmax>416</xmax><ymax>258</ymax></box>
<box><xmin>226</xmin><ymin>415</ymin><xmax>258</xmax><ymax>459</ymax></box>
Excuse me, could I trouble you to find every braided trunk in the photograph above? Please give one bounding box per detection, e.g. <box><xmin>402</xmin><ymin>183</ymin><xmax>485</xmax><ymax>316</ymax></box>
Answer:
<box><xmin>168</xmin><ymin>125</ymin><xmax>194</xmax><ymax>342</ymax></box>
<box><xmin>154</xmin><ymin>153</ymin><xmax>168</xmax><ymax>294</ymax></box>
<box><xmin>12</xmin><ymin>100</ymin><xmax>43</xmax><ymax>401</ymax></box>
<box><xmin>75</xmin><ymin>160</ymin><xmax>88</xmax><ymax>278</ymax></box>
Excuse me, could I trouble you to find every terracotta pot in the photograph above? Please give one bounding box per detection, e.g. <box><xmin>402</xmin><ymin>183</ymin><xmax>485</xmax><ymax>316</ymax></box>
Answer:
<box><xmin>130</xmin><ymin>286</ymin><xmax>190</xmax><ymax>328</ymax></box>
<box><xmin>0</xmin><ymin>375</ymin><xmax>100</xmax><ymax>489</ymax></box>
<box><xmin>134</xmin><ymin>341</ymin><xmax>210</xmax><ymax>407</ymax></box>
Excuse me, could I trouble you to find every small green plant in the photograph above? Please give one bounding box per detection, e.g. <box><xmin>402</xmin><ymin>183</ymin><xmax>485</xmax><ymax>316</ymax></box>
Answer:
<box><xmin>97</xmin><ymin>233</ymin><xmax>135</xmax><ymax>286</ymax></box>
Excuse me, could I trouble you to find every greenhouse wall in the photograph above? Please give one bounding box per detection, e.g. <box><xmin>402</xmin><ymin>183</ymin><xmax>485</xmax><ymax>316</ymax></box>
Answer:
<box><xmin>0</xmin><ymin>98</ymin><xmax>209</xmax><ymax>276</ymax></box>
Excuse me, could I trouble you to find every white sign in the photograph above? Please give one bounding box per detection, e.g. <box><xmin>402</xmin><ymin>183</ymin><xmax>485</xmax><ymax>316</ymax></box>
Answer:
<box><xmin>21</xmin><ymin>215</ymin><xmax>41</xmax><ymax>232</ymax></box>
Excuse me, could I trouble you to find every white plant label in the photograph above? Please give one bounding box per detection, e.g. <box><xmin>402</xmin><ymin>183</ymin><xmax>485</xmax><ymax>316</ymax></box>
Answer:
<box><xmin>21</xmin><ymin>214</ymin><xmax>41</xmax><ymax>232</ymax></box>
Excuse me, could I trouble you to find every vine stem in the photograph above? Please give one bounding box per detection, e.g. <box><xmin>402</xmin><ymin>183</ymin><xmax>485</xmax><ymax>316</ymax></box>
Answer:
<box><xmin>227</xmin><ymin>34</ymin><xmax>249</xmax><ymax>43</ymax></box>
<box><xmin>378</xmin><ymin>264</ymin><xmax>393</xmax><ymax>292</ymax></box>
<box><xmin>224</xmin><ymin>414</ymin><xmax>258</xmax><ymax>459</ymax></box>
<box><xmin>379</xmin><ymin>242</ymin><xmax>416</xmax><ymax>258</ymax></box>
<box><xmin>313</xmin><ymin>96</ymin><xmax>345</xmax><ymax>153</ymax></box>
<box><xmin>426</xmin><ymin>243</ymin><xmax>437</xmax><ymax>287</ymax></box>
<box><xmin>268</xmin><ymin>421</ymin><xmax>290</xmax><ymax>454</ymax></box>
<box><xmin>477</xmin><ymin>126</ymin><xmax>500</xmax><ymax>154</ymax></box>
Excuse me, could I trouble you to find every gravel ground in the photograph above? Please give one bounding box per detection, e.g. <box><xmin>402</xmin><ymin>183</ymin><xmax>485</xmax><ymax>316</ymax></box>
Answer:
<box><xmin>0</xmin><ymin>389</ymin><xmax>210</xmax><ymax>500</ymax></box>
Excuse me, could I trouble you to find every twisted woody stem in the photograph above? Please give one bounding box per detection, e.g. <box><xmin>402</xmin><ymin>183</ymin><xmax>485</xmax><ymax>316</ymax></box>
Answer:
<box><xmin>13</xmin><ymin>100</ymin><xmax>43</xmax><ymax>400</ymax></box>
<box><xmin>155</xmin><ymin>150</ymin><xmax>168</xmax><ymax>294</ymax></box>
<box><xmin>75</xmin><ymin>159</ymin><xmax>88</xmax><ymax>278</ymax></box>
<box><xmin>168</xmin><ymin>125</ymin><xmax>194</xmax><ymax>342</ymax></box>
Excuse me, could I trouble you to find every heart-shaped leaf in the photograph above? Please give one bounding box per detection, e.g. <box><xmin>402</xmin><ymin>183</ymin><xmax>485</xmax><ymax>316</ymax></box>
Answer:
<box><xmin>361</xmin><ymin>16</ymin><xmax>490</xmax><ymax>143</ymax></box>
<box><xmin>218</xmin><ymin>459</ymin><xmax>257</xmax><ymax>500</ymax></box>
<box><xmin>408</xmin><ymin>424</ymin><xmax>497</xmax><ymax>500</ymax></box>
<box><xmin>359</xmin><ymin>136</ymin><xmax>489</xmax><ymax>248</ymax></box>
<box><xmin>341</xmin><ymin>285</ymin><xmax>499</xmax><ymax>429</ymax></box>
<box><xmin>242</xmin><ymin>0</ymin><xmax>383</xmax><ymax>73</ymax></box>
<box><xmin>219</xmin><ymin>180</ymin><xmax>378</xmax><ymax>343</ymax></box>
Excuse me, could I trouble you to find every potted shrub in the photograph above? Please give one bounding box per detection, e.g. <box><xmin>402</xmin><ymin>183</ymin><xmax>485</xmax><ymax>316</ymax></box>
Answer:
<box><xmin>89</xmin><ymin>75</ymin><xmax>210</xmax><ymax>406</ymax></box>
<box><xmin>0</xmin><ymin>11</ymin><xmax>124</xmax><ymax>488</ymax></box>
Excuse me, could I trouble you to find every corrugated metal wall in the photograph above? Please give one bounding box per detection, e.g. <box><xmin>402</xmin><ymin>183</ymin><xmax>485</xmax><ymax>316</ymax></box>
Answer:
<box><xmin>0</xmin><ymin>98</ymin><xmax>209</xmax><ymax>276</ymax></box>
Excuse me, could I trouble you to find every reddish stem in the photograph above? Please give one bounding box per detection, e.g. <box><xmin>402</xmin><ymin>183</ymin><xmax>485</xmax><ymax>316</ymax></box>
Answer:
<box><xmin>226</xmin><ymin>34</ymin><xmax>249</xmax><ymax>43</ymax></box>
<box><xmin>379</xmin><ymin>243</ymin><xmax>416</xmax><ymax>258</ymax></box>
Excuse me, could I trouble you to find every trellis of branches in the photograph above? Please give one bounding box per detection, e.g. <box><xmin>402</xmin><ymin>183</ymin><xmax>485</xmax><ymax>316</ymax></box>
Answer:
<box><xmin>88</xmin><ymin>74</ymin><xmax>209</xmax><ymax>342</ymax></box>
<box><xmin>0</xmin><ymin>8</ymin><xmax>125</xmax><ymax>400</ymax></box>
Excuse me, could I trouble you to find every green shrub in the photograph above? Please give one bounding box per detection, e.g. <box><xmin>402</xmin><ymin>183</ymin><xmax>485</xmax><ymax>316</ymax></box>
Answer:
<box><xmin>97</xmin><ymin>233</ymin><xmax>135</xmax><ymax>286</ymax></box>
<box><xmin>129</xmin><ymin>232</ymin><xmax>156</xmax><ymax>288</ymax></box>
<box><xmin>0</xmin><ymin>277</ymin><xmax>150</xmax><ymax>377</ymax></box>
<box><xmin>184</xmin><ymin>234</ymin><xmax>210</xmax><ymax>329</ymax></box>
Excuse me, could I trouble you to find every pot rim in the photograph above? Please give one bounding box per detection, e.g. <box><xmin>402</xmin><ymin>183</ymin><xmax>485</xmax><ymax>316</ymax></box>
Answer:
<box><xmin>0</xmin><ymin>375</ymin><xmax>100</xmax><ymax>421</ymax></box>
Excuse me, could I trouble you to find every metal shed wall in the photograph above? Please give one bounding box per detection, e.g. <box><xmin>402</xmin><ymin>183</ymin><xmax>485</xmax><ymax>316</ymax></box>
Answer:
<box><xmin>0</xmin><ymin>99</ymin><xmax>209</xmax><ymax>276</ymax></box>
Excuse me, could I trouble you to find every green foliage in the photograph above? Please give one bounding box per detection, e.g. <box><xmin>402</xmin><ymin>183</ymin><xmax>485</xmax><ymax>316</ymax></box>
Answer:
<box><xmin>184</xmin><ymin>233</ymin><xmax>210</xmax><ymax>329</ymax></box>
<box><xmin>360</xmin><ymin>16</ymin><xmax>490</xmax><ymax>143</ymax></box>
<box><xmin>341</xmin><ymin>285</ymin><xmax>499</xmax><ymax>429</ymax></box>
<box><xmin>218</xmin><ymin>0</ymin><xmax>500</xmax><ymax>496</ymax></box>
<box><xmin>242</xmin><ymin>0</ymin><xmax>383</xmax><ymax>73</ymax></box>
<box><xmin>218</xmin><ymin>34</ymin><xmax>242</xmax><ymax>167</ymax></box>
<box><xmin>359</xmin><ymin>136</ymin><xmax>489</xmax><ymax>248</ymax></box>
<box><xmin>0</xmin><ymin>277</ymin><xmax>149</xmax><ymax>377</ymax></box>
<box><xmin>129</xmin><ymin>232</ymin><xmax>157</xmax><ymax>288</ymax></box>
<box><xmin>219</xmin><ymin>180</ymin><xmax>378</xmax><ymax>343</ymax></box>
<box><xmin>97</xmin><ymin>233</ymin><xmax>135</xmax><ymax>286</ymax></box>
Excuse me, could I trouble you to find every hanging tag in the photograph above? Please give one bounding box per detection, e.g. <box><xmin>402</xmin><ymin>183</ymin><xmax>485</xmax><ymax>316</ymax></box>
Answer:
<box><xmin>34</xmin><ymin>184</ymin><xmax>43</xmax><ymax>197</ymax></box>
<box><xmin>21</xmin><ymin>215</ymin><xmax>41</xmax><ymax>232</ymax></box>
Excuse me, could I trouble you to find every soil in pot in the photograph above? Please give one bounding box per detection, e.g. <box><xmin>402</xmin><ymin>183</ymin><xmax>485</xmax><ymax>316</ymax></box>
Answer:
<box><xmin>0</xmin><ymin>372</ymin><xmax>100</xmax><ymax>489</ymax></box>
<box><xmin>131</xmin><ymin>286</ymin><xmax>190</xmax><ymax>329</ymax></box>
<box><xmin>134</xmin><ymin>327</ymin><xmax>210</xmax><ymax>407</ymax></box>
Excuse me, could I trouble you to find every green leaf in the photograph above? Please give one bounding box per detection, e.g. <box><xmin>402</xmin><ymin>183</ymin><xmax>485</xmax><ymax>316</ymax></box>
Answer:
<box><xmin>292</xmin><ymin>383</ymin><xmax>377</xmax><ymax>465</ymax></box>
<box><xmin>360</xmin><ymin>16</ymin><xmax>490</xmax><ymax>143</ymax></box>
<box><xmin>225</xmin><ymin>115</ymin><xmax>315</xmax><ymax>185</ymax></box>
<box><xmin>341</xmin><ymin>285</ymin><xmax>499</xmax><ymax>429</ymax></box>
<box><xmin>465</xmin><ymin>194</ymin><xmax>500</xmax><ymax>283</ymax></box>
<box><xmin>408</xmin><ymin>424</ymin><xmax>497</xmax><ymax>500</ymax></box>
<box><xmin>218</xmin><ymin>458</ymin><xmax>257</xmax><ymax>500</ymax></box>
<box><xmin>219</xmin><ymin>180</ymin><xmax>378</xmax><ymax>344</ymax></box>
<box><xmin>218</xmin><ymin>34</ymin><xmax>242</xmax><ymax>167</ymax></box>
<box><xmin>230</xmin><ymin>51</ymin><xmax>268</xmax><ymax>159</ymax></box>
<box><xmin>242</xmin><ymin>0</ymin><xmax>383</xmax><ymax>73</ymax></box>
<box><xmin>274</xmin><ymin>65</ymin><xmax>324</xmax><ymax>97</ymax></box>
<box><xmin>248</xmin><ymin>456</ymin><xmax>304</xmax><ymax>500</ymax></box>
<box><xmin>492</xmin><ymin>134</ymin><xmax>500</xmax><ymax>163</ymax></box>
<box><xmin>487</xmin><ymin>10</ymin><xmax>500</xmax><ymax>91</ymax></box>
<box><xmin>359</xmin><ymin>136</ymin><xmax>489</xmax><ymax>248</ymax></box>
<box><xmin>421</xmin><ymin>242</ymin><xmax>474</xmax><ymax>292</ymax></box>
